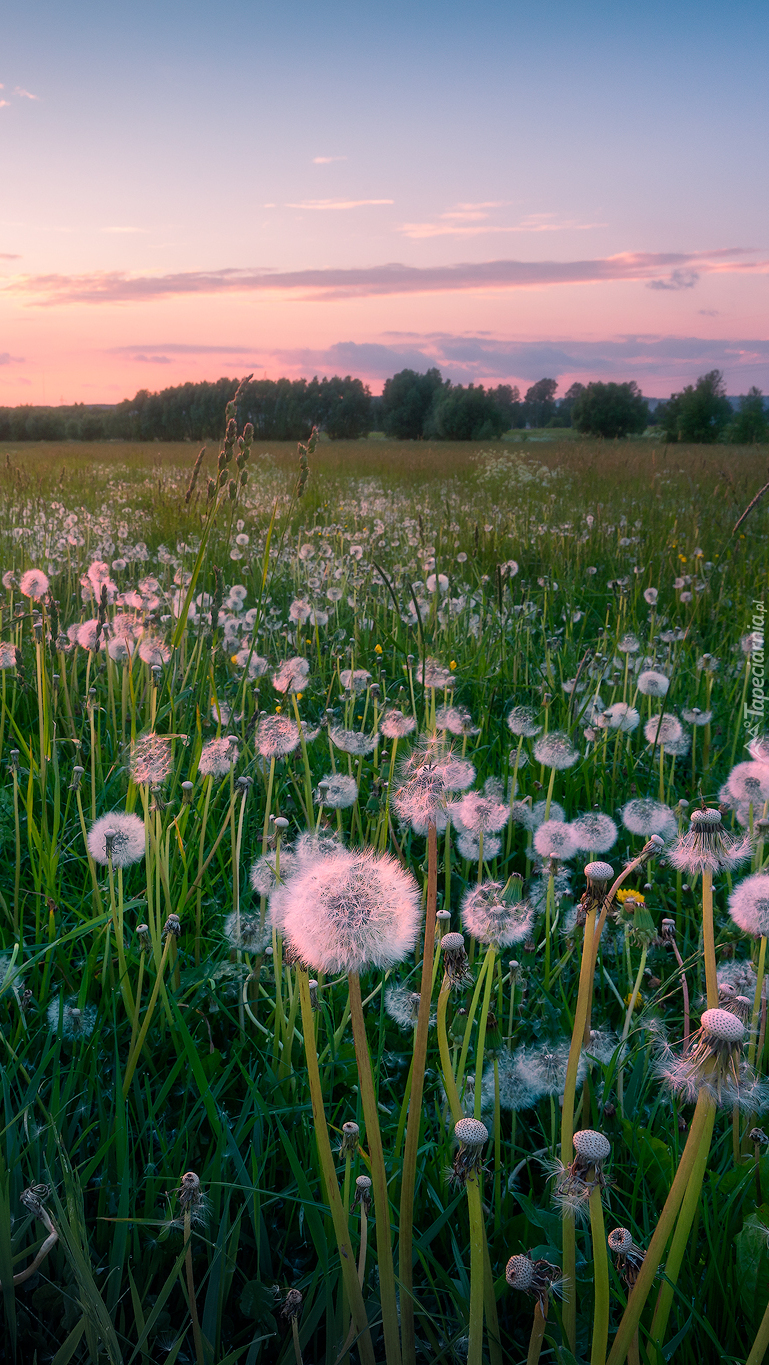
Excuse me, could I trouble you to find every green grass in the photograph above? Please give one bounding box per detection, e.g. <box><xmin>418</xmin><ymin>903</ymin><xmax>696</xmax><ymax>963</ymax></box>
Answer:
<box><xmin>0</xmin><ymin>431</ymin><xmax>765</xmax><ymax>1363</ymax></box>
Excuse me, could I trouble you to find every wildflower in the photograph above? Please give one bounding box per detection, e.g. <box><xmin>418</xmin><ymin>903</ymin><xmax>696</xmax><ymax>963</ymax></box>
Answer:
<box><xmin>505</xmin><ymin>1254</ymin><xmax>563</xmax><ymax>1310</ymax></box>
<box><xmin>554</xmin><ymin>1129</ymin><xmax>611</xmax><ymax>1219</ymax></box>
<box><xmin>668</xmin><ymin>808</ymin><xmax>751</xmax><ymax>876</ymax></box>
<box><xmin>452</xmin><ymin>791</ymin><xmax>509</xmax><ymax>838</ymax></box>
<box><xmin>249</xmin><ymin>849</ymin><xmax>298</xmax><ymax>895</ymax></box>
<box><xmin>450</xmin><ymin>1117</ymin><xmax>488</xmax><ymax>1186</ymax></box>
<box><xmin>507</xmin><ymin>705</ymin><xmax>542</xmax><ymax>738</ymax></box>
<box><xmin>643</xmin><ymin>713</ymin><xmax>684</xmax><ymax>748</ymax></box>
<box><xmin>198</xmin><ymin>736</ymin><xmax>239</xmax><ymax>777</ymax></box>
<box><xmin>436</xmin><ymin>756</ymin><xmax>476</xmax><ymax>791</ymax></box>
<box><xmin>292</xmin><ymin>830</ymin><xmax>344</xmax><ymax>864</ymax></box>
<box><xmin>329</xmin><ymin>726</ymin><xmax>376</xmax><ymax>757</ymax></box>
<box><xmin>131</xmin><ymin>733</ymin><xmax>173</xmax><ymax>785</ymax></box>
<box><xmin>728</xmin><ymin>873</ymin><xmax>769</xmax><ymax>938</ymax></box>
<box><xmin>384</xmin><ymin>983</ymin><xmax>424</xmax><ymax>1029</ymax></box>
<box><xmin>600</xmin><ymin>702</ymin><xmax>640</xmax><ymax>732</ymax></box>
<box><xmin>174</xmin><ymin>1171</ymin><xmax>209</xmax><ymax>1228</ymax></box>
<box><xmin>0</xmin><ymin>642</ymin><xmax>17</xmax><ymax>669</ymax></box>
<box><xmin>643</xmin><ymin>587</ymin><xmax>658</xmax><ymax>605</ymax></box>
<box><xmin>659</xmin><ymin>1007</ymin><xmax>767</xmax><ymax>1108</ymax></box>
<box><xmin>256</xmin><ymin>715</ymin><xmax>301</xmax><ymax>758</ymax></box>
<box><xmin>317</xmin><ymin>773</ymin><xmax>358</xmax><ymax>809</ymax></box>
<box><xmin>532</xmin><ymin>731</ymin><xmax>579</xmax><ymax>770</ymax></box>
<box><xmin>461</xmin><ymin>879</ymin><xmax>535</xmax><ymax>948</ymax></box>
<box><xmin>436</xmin><ymin>705</ymin><xmax>479</xmax><ymax>737</ymax></box>
<box><xmin>87</xmin><ymin>812</ymin><xmax>146</xmax><ymax>868</ymax></box>
<box><xmin>19</xmin><ymin>569</ymin><xmax>49</xmax><ymax>600</ymax></box>
<box><xmin>569</xmin><ymin>811</ymin><xmax>618</xmax><ymax>854</ymax></box>
<box><xmin>420</xmin><ymin>658</ymin><xmax>455</xmax><ymax>689</ymax></box>
<box><xmin>272</xmin><ymin>657</ymin><xmax>310</xmax><ymax>694</ymax></box>
<box><xmin>637</xmin><ymin>670</ymin><xmax>669</xmax><ymax>697</ymax></box>
<box><xmin>440</xmin><ymin>931</ymin><xmax>472</xmax><ymax>987</ymax></box>
<box><xmin>269</xmin><ymin>847</ymin><xmax>421</xmax><ymax>975</ymax></box>
<box><xmin>621</xmin><ymin>798</ymin><xmax>677</xmax><ymax>841</ymax></box>
<box><xmin>681</xmin><ymin>706</ymin><xmax>712</xmax><ymax>726</ymax></box>
<box><xmin>223</xmin><ymin>911</ymin><xmax>272</xmax><ymax>954</ymax></box>
<box><xmin>339</xmin><ymin>668</ymin><xmax>371</xmax><ymax>692</ymax></box>
<box><xmin>608</xmin><ymin>1228</ymin><xmax>645</xmax><ymax>1287</ymax></box>
<box><xmin>47</xmin><ymin>996</ymin><xmax>97</xmax><ymax>1040</ymax></box>
<box><xmin>380</xmin><ymin>709</ymin><xmax>416</xmax><ymax>739</ymax></box>
<box><xmin>724</xmin><ymin>761</ymin><xmax>769</xmax><ymax>807</ymax></box>
<box><xmin>533</xmin><ymin>820</ymin><xmax>578</xmax><ymax>861</ymax></box>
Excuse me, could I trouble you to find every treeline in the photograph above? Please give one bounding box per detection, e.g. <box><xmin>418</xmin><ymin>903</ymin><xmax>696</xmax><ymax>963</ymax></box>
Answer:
<box><xmin>0</xmin><ymin>368</ymin><xmax>766</xmax><ymax>442</ymax></box>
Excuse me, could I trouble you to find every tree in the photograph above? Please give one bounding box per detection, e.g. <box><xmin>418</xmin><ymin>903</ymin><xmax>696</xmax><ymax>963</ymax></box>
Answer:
<box><xmin>523</xmin><ymin>378</ymin><xmax>558</xmax><ymax>427</ymax></box>
<box><xmin>572</xmin><ymin>381</ymin><xmax>648</xmax><ymax>438</ymax></box>
<box><xmin>380</xmin><ymin>368</ymin><xmax>445</xmax><ymax>438</ymax></box>
<box><xmin>659</xmin><ymin>370</ymin><xmax>732</xmax><ymax>443</ymax></box>
<box><xmin>728</xmin><ymin>387</ymin><xmax>768</xmax><ymax>443</ymax></box>
<box><xmin>558</xmin><ymin>382</ymin><xmax>586</xmax><ymax>427</ymax></box>
<box><xmin>486</xmin><ymin>384</ymin><xmax>522</xmax><ymax>430</ymax></box>
<box><xmin>425</xmin><ymin>383</ymin><xmax>508</xmax><ymax>440</ymax></box>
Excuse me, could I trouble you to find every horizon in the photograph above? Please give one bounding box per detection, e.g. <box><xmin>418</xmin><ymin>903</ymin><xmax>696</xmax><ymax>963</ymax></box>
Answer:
<box><xmin>2</xmin><ymin>0</ymin><xmax>767</xmax><ymax>405</ymax></box>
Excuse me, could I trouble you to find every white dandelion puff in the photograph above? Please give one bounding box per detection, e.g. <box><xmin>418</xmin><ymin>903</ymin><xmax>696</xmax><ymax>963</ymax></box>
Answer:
<box><xmin>87</xmin><ymin>812</ymin><xmax>146</xmax><ymax>868</ymax></box>
<box><xmin>198</xmin><ymin>736</ymin><xmax>239</xmax><ymax>777</ymax></box>
<box><xmin>19</xmin><ymin>569</ymin><xmax>49</xmax><ymax>600</ymax></box>
<box><xmin>637</xmin><ymin>670</ymin><xmax>670</xmax><ymax>697</ymax></box>
<box><xmin>569</xmin><ymin>812</ymin><xmax>618</xmax><ymax>853</ymax></box>
<box><xmin>272</xmin><ymin>657</ymin><xmax>310</xmax><ymax>694</ymax></box>
<box><xmin>460</xmin><ymin>880</ymin><xmax>536</xmax><ymax>948</ymax></box>
<box><xmin>533</xmin><ymin>820</ymin><xmax>578</xmax><ymax>861</ymax></box>
<box><xmin>621</xmin><ymin>798</ymin><xmax>677</xmax><ymax>841</ymax></box>
<box><xmin>728</xmin><ymin>874</ymin><xmax>769</xmax><ymax>939</ymax></box>
<box><xmin>256</xmin><ymin>715</ymin><xmax>301</xmax><ymax>758</ymax></box>
<box><xmin>532</xmin><ymin>731</ymin><xmax>579</xmax><ymax>771</ymax></box>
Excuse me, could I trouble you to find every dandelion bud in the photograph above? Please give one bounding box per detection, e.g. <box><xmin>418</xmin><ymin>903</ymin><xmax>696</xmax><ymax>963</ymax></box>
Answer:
<box><xmin>353</xmin><ymin>1174</ymin><xmax>373</xmax><ymax>1212</ymax></box>
<box><xmin>274</xmin><ymin>816</ymin><xmax>289</xmax><ymax>832</ymax></box>
<box><xmin>660</xmin><ymin>917</ymin><xmax>676</xmax><ymax>941</ymax></box>
<box><xmin>163</xmin><ymin>913</ymin><xmax>182</xmax><ymax>940</ymax></box>
<box><xmin>181</xmin><ymin>780</ymin><xmax>194</xmax><ymax>804</ymax></box>
<box><xmin>339</xmin><ymin>1120</ymin><xmax>359</xmax><ymax>1154</ymax></box>
<box><xmin>70</xmin><ymin>764</ymin><xmax>84</xmax><ymax>789</ymax></box>
<box><xmin>236</xmin><ymin>775</ymin><xmax>253</xmax><ymax>795</ymax></box>
<box><xmin>308</xmin><ymin>979</ymin><xmax>320</xmax><ymax>1010</ymax></box>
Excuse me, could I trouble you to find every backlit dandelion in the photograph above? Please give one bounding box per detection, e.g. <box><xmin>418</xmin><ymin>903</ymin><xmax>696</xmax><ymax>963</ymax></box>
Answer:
<box><xmin>223</xmin><ymin>911</ymin><xmax>272</xmax><ymax>954</ymax></box>
<box><xmin>600</xmin><ymin>702</ymin><xmax>640</xmax><ymax>732</ymax></box>
<box><xmin>621</xmin><ymin>798</ymin><xmax>677</xmax><ymax>841</ymax></box>
<box><xmin>269</xmin><ymin>846</ymin><xmax>421</xmax><ymax>975</ymax></box>
<box><xmin>138</xmin><ymin>635</ymin><xmax>171</xmax><ymax>666</ymax></box>
<box><xmin>507</xmin><ymin>705</ymin><xmax>542</xmax><ymax>737</ymax></box>
<box><xmin>569</xmin><ymin>811</ymin><xmax>618</xmax><ymax>853</ymax></box>
<box><xmin>249</xmin><ymin>848</ymin><xmax>298</xmax><ymax>895</ymax></box>
<box><xmin>318</xmin><ymin>773</ymin><xmax>358</xmax><ymax>809</ymax></box>
<box><xmin>724</xmin><ymin>761</ymin><xmax>769</xmax><ymax>806</ymax></box>
<box><xmin>272</xmin><ymin>657</ymin><xmax>310</xmax><ymax>694</ymax></box>
<box><xmin>384</xmin><ymin>984</ymin><xmax>425</xmax><ymax>1029</ymax></box>
<box><xmin>256</xmin><ymin>715</ymin><xmax>301</xmax><ymax>758</ymax></box>
<box><xmin>637</xmin><ymin>669</ymin><xmax>669</xmax><ymax>697</ymax></box>
<box><xmin>380</xmin><ymin>709</ymin><xmax>416</xmax><ymax>739</ymax></box>
<box><xmin>668</xmin><ymin>808</ymin><xmax>751</xmax><ymax>876</ymax></box>
<box><xmin>728</xmin><ymin>873</ymin><xmax>769</xmax><ymax>938</ymax></box>
<box><xmin>436</xmin><ymin>704</ymin><xmax>479</xmax><ymax>737</ymax></box>
<box><xmin>19</xmin><ymin>569</ymin><xmax>49</xmax><ymax>600</ymax></box>
<box><xmin>131</xmin><ymin>733</ymin><xmax>173</xmax><ymax>785</ymax></box>
<box><xmin>329</xmin><ymin>726</ymin><xmax>376</xmax><ymax>756</ymax></box>
<box><xmin>87</xmin><ymin>812</ymin><xmax>146</xmax><ymax>868</ymax></box>
<box><xmin>452</xmin><ymin>791</ymin><xmax>509</xmax><ymax>838</ymax></box>
<box><xmin>533</xmin><ymin>820</ymin><xmax>578</xmax><ymax>861</ymax></box>
<box><xmin>658</xmin><ymin>1007</ymin><xmax>767</xmax><ymax>1108</ymax></box>
<box><xmin>644</xmin><ymin>713</ymin><xmax>684</xmax><ymax>747</ymax></box>
<box><xmin>533</xmin><ymin>731</ymin><xmax>579</xmax><ymax>770</ymax></box>
<box><xmin>198</xmin><ymin>736</ymin><xmax>239</xmax><ymax>777</ymax></box>
<box><xmin>461</xmin><ymin>879</ymin><xmax>536</xmax><ymax>947</ymax></box>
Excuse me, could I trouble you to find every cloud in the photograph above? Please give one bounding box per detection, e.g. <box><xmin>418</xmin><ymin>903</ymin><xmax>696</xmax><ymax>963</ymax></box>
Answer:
<box><xmin>0</xmin><ymin>253</ymin><xmax>21</xmax><ymax>260</ymax></box>
<box><xmin>107</xmin><ymin>342</ymin><xmax>257</xmax><ymax>355</ymax></box>
<box><xmin>698</xmin><ymin>309</ymin><xmax>720</xmax><ymax>316</ymax></box>
<box><xmin>14</xmin><ymin>88</ymin><xmax>38</xmax><ymax>100</ymax></box>
<box><xmin>284</xmin><ymin>198</ymin><xmax>393</xmax><ymax>210</ymax></box>
<box><xmin>132</xmin><ymin>353</ymin><xmax>173</xmax><ymax>364</ymax></box>
<box><xmin>5</xmin><ymin>247</ymin><xmax>765</xmax><ymax>306</ymax></box>
<box><xmin>0</xmin><ymin>101</ymin><xmax>9</xmax><ymax>109</ymax></box>
<box><xmin>647</xmin><ymin>268</ymin><xmax>700</xmax><ymax>291</ymax></box>
<box><xmin>400</xmin><ymin>205</ymin><xmax>606</xmax><ymax>239</ymax></box>
<box><xmin>312</xmin><ymin>155</ymin><xmax>347</xmax><ymax>164</ymax></box>
<box><xmin>0</xmin><ymin>353</ymin><xmax>25</xmax><ymax>365</ymax></box>
<box><xmin>102</xmin><ymin>226</ymin><xmax>146</xmax><ymax>235</ymax></box>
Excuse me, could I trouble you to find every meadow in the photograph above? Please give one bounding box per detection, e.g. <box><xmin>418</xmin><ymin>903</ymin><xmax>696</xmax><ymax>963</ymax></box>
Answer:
<box><xmin>0</xmin><ymin>408</ymin><xmax>767</xmax><ymax>1365</ymax></box>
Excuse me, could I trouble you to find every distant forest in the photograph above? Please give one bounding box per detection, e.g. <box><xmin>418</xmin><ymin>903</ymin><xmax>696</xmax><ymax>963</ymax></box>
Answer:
<box><xmin>0</xmin><ymin>368</ymin><xmax>765</xmax><ymax>443</ymax></box>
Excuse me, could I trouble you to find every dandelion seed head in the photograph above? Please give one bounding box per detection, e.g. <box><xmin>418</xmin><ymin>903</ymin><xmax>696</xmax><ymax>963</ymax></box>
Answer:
<box><xmin>718</xmin><ymin>958</ymin><xmax>758</xmax><ymax>995</ymax></box>
<box><xmin>384</xmin><ymin>983</ymin><xmax>424</xmax><ymax>1029</ymax></box>
<box><xmin>87</xmin><ymin>812</ymin><xmax>145</xmax><ymax>868</ymax></box>
<box><xmin>436</xmin><ymin>705</ymin><xmax>479</xmax><ymax>737</ymax></box>
<box><xmin>456</xmin><ymin>831</ymin><xmax>501</xmax><ymax>861</ymax></box>
<box><xmin>380</xmin><ymin>709</ymin><xmax>416</xmax><ymax>739</ymax></box>
<box><xmin>643</xmin><ymin>587</ymin><xmax>658</xmax><ymax>605</ymax></box>
<box><xmin>454</xmin><ymin>1117</ymin><xmax>488</xmax><ymax>1146</ymax></box>
<box><xmin>573</xmin><ymin>1129</ymin><xmax>611</xmax><ymax>1163</ymax></box>
<box><xmin>249</xmin><ymin>849</ymin><xmax>298</xmax><ymax>896</ymax></box>
<box><xmin>256</xmin><ymin>715</ymin><xmax>301</xmax><ymax>758</ymax></box>
<box><xmin>47</xmin><ymin>996</ymin><xmax>97</xmax><ymax>1039</ymax></box>
<box><xmin>437</xmin><ymin>757</ymin><xmax>476</xmax><ymax>791</ymax></box>
<box><xmin>270</xmin><ymin>846</ymin><xmax>421</xmax><ymax>975</ymax></box>
<box><xmin>668</xmin><ymin>807</ymin><xmax>751</xmax><ymax>875</ymax></box>
<box><xmin>608</xmin><ymin>1228</ymin><xmax>633</xmax><ymax>1254</ymax></box>
<box><xmin>584</xmin><ymin>861</ymin><xmax>614</xmax><ymax>886</ymax></box>
<box><xmin>19</xmin><ymin>569</ymin><xmax>49</xmax><ymax>600</ymax></box>
<box><xmin>600</xmin><ymin>702</ymin><xmax>640</xmax><ymax>732</ymax></box>
<box><xmin>637</xmin><ymin>669</ymin><xmax>670</xmax><ymax>697</ymax></box>
<box><xmin>223</xmin><ymin>911</ymin><xmax>272</xmax><ymax>954</ymax></box>
<box><xmin>198</xmin><ymin>736</ymin><xmax>239</xmax><ymax>777</ymax></box>
<box><xmin>532</xmin><ymin>731</ymin><xmax>579</xmax><ymax>770</ymax></box>
<box><xmin>533</xmin><ymin>820</ymin><xmax>578</xmax><ymax>861</ymax></box>
<box><xmin>339</xmin><ymin>668</ymin><xmax>371</xmax><ymax>692</ymax></box>
<box><xmin>506</xmin><ymin>1255</ymin><xmax>534</xmax><ymax>1290</ymax></box>
<box><xmin>506</xmin><ymin>705</ymin><xmax>542</xmax><ymax>738</ymax></box>
<box><xmin>643</xmin><ymin>713</ymin><xmax>684</xmax><ymax>747</ymax></box>
<box><xmin>318</xmin><ymin>773</ymin><xmax>358</xmax><ymax>809</ymax></box>
<box><xmin>452</xmin><ymin>791</ymin><xmax>509</xmax><ymax>837</ymax></box>
<box><xmin>461</xmin><ymin>881</ymin><xmax>536</xmax><ymax>948</ymax></box>
<box><xmin>329</xmin><ymin>726</ymin><xmax>376</xmax><ymax>757</ymax></box>
<box><xmin>726</xmin><ymin>761</ymin><xmax>769</xmax><ymax>806</ymax></box>
<box><xmin>420</xmin><ymin>658</ymin><xmax>455</xmax><ymax>689</ymax></box>
<box><xmin>272</xmin><ymin>656</ymin><xmax>310</xmax><ymax>694</ymax></box>
<box><xmin>621</xmin><ymin>798</ymin><xmax>677</xmax><ymax>840</ymax></box>
<box><xmin>728</xmin><ymin>873</ymin><xmax>769</xmax><ymax>939</ymax></box>
<box><xmin>131</xmin><ymin>733</ymin><xmax>173</xmax><ymax>785</ymax></box>
<box><xmin>0</xmin><ymin>642</ymin><xmax>17</xmax><ymax>669</ymax></box>
<box><xmin>138</xmin><ymin>634</ymin><xmax>171</xmax><ymax>666</ymax></box>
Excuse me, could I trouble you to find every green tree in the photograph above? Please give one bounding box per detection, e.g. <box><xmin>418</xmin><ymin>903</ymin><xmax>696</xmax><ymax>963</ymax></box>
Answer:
<box><xmin>659</xmin><ymin>370</ymin><xmax>732</xmax><ymax>443</ymax></box>
<box><xmin>572</xmin><ymin>381</ymin><xmax>648</xmax><ymax>438</ymax></box>
<box><xmin>425</xmin><ymin>383</ymin><xmax>508</xmax><ymax>440</ymax></box>
<box><xmin>558</xmin><ymin>382</ymin><xmax>586</xmax><ymax>427</ymax></box>
<box><xmin>728</xmin><ymin>387</ymin><xmax>768</xmax><ymax>443</ymax></box>
<box><xmin>523</xmin><ymin>378</ymin><xmax>558</xmax><ymax>427</ymax></box>
<box><xmin>380</xmin><ymin>368</ymin><xmax>445</xmax><ymax>438</ymax></box>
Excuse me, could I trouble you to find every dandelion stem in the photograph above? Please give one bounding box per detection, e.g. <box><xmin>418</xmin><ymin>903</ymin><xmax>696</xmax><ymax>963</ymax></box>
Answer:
<box><xmin>701</xmin><ymin>869</ymin><xmax>718</xmax><ymax>1009</ymax></box>
<box><xmin>617</xmin><ymin>943</ymin><xmax>647</xmax><ymax>1118</ymax></box>
<box><xmin>746</xmin><ymin>1284</ymin><xmax>769</xmax><ymax>1365</ymax></box>
<box><xmin>347</xmin><ymin>971</ymin><xmax>402</xmax><ymax>1365</ymax></box>
<box><xmin>749</xmin><ymin>934</ymin><xmax>767</xmax><ymax>1068</ymax></box>
<box><xmin>465</xmin><ymin>1170</ymin><xmax>485</xmax><ymax>1365</ymax></box>
<box><xmin>588</xmin><ymin>1180</ymin><xmax>609</xmax><ymax>1365</ymax></box>
<box><xmin>526</xmin><ymin>1301</ymin><xmax>548</xmax><ymax>1365</ymax></box>
<box><xmin>183</xmin><ymin>1209</ymin><xmax>205</xmax><ymax>1365</ymax></box>
<box><xmin>560</xmin><ymin>904</ymin><xmax>596</xmax><ymax>1351</ymax></box>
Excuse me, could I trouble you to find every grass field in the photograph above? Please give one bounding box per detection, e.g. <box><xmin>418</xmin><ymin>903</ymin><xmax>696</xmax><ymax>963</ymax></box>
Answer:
<box><xmin>0</xmin><ymin>427</ymin><xmax>767</xmax><ymax>1365</ymax></box>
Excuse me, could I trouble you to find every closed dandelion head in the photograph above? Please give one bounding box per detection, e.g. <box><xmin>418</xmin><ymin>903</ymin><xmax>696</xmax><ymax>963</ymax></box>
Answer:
<box><xmin>281</xmin><ymin>1289</ymin><xmax>303</xmax><ymax>1323</ymax></box>
<box><xmin>19</xmin><ymin>568</ymin><xmax>49</xmax><ymax>600</ymax></box>
<box><xmin>272</xmin><ymin>656</ymin><xmax>310</xmax><ymax>694</ymax></box>
<box><xmin>269</xmin><ymin>847</ymin><xmax>421</xmax><ymax>974</ymax></box>
<box><xmin>569</xmin><ymin>811</ymin><xmax>618</xmax><ymax>854</ymax></box>
<box><xmin>461</xmin><ymin>878</ymin><xmax>535</xmax><ymax>948</ymax></box>
<box><xmin>317</xmin><ymin>773</ymin><xmax>358</xmax><ymax>809</ymax></box>
<box><xmin>329</xmin><ymin>725</ymin><xmax>376</xmax><ymax>757</ymax></box>
<box><xmin>87</xmin><ymin>812</ymin><xmax>145</xmax><ymax>868</ymax></box>
<box><xmin>507</xmin><ymin>705</ymin><xmax>542</xmax><ymax>738</ymax></box>
<box><xmin>637</xmin><ymin>669</ymin><xmax>670</xmax><ymax>697</ymax></box>
<box><xmin>505</xmin><ymin>1252</ymin><xmax>562</xmax><ymax>1309</ymax></box>
<box><xmin>621</xmin><ymin>798</ymin><xmax>677</xmax><ymax>840</ymax></box>
<box><xmin>338</xmin><ymin>1120</ymin><xmax>360</xmax><ymax>1155</ymax></box>
<box><xmin>554</xmin><ymin>1128</ymin><xmax>611</xmax><ymax>1218</ymax></box>
<box><xmin>131</xmin><ymin>733</ymin><xmax>173</xmax><ymax>786</ymax></box>
<box><xmin>353</xmin><ymin>1174</ymin><xmax>373</xmax><ymax>1212</ymax></box>
<box><xmin>601</xmin><ymin>702</ymin><xmax>640</xmax><ymax>732</ymax></box>
<box><xmin>532</xmin><ymin>731</ymin><xmax>579</xmax><ymax>771</ymax></box>
<box><xmin>728</xmin><ymin>873</ymin><xmax>769</xmax><ymax>939</ymax></box>
<box><xmin>668</xmin><ymin>807</ymin><xmax>751</xmax><ymax>875</ymax></box>
<box><xmin>198</xmin><ymin>736</ymin><xmax>239</xmax><ymax>777</ymax></box>
<box><xmin>256</xmin><ymin>714</ymin><xmax>301</xmax><ymax>758</ymax></box>
<box><xmin>533</xmin><ymin>820</ymin><xmax>578</xmax><ymax>861</ymax></box>
<box><xmin>440</xmin><ymin>931</ymin><xmax>472</xmax><ymax>987</ymax></box>
<box><xmin>380</xmin><ymin>709</ymin><xmax>416</xmax><ymax>739</ymax></box>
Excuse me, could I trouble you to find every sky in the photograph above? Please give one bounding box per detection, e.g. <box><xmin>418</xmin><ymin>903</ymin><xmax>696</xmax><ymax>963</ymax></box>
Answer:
<box><xmin>1</xmin><ymin>0</ymin><xmax>768</xmax><ymax>405</ymax></box>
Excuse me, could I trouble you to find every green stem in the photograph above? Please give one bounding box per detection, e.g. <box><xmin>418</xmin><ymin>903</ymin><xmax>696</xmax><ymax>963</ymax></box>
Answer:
<box><xmin>749</xmin><ymin>935</ymin><xmax>767</xmax><ymax>1069</ymax></box>
<box><xmin>474</xmin><ymin>947</ymin><xmax>496</xmax><ymax>1119</ymax></box>
<box><xmin>560</xmin><ymin>905</ymin><xmax>596</xmax><ymax>1351</ymax></box>
<box><xmin>589</xmin><ymin>1182</ymin><xmax>609</xmax><ymax>1365</ymax></box>
<box><xmin>702</xmin><ymin>869</ymin><xmax>718</xmax><ymax>1009</ymax></box>
<box><xmin>617</xmin><ymin>943</ymin><xmax>648</xmax><ymax>1118</ymax></box>
<box><xmin>465</xmin><ymin>1172</ymin><xmax>485</xmax><ymax>1365</ymax></box>
<box><xmin>746</xmin><ymin>1291</ymin><xmax>769</xmax><ymax>1365</ymax></box>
